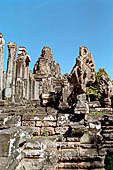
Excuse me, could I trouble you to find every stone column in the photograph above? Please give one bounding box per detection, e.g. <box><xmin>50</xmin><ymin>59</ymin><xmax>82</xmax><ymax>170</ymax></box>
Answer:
<box><xmin>34</xmin><ymin>80</ymin><xmax>40</xmax><ymax>100</ymax></box>
<box><xmin>5</xmin><ymin>42</ymin><xmax>17</xmax><ymax>100</ymax></box>
<box><xmin>0</xmin><ymin>33</ymin><xmax>5</xmax><ymax>99</ymax></box>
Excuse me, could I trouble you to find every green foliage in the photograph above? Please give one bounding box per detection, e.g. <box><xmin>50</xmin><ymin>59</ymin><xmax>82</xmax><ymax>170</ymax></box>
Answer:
<box><xmin>86</xmin><ymin>85</ymin><xmax>101</xmax><ymax>99</ymax></box>
<box><xmin>95</xmin><ymin>68</ymin><xmax>109</xmax><ymax>83</ymax></box>
<box><xmin>88</xmin><ymin>112</ymin><xmax>105</xmax><ymax>116</ymax></box>
<box><xmin>105</xmin><ymin>154</ymin><xmax>113</xmax><ymax>170</ymax></box>
<box><xmin>45</xmin><ymin>130</ymin><xmax>48</xmax><ymax>137</ymax></box>
<box><xmin>86</xmin><ymin>68</ymin><xmax>110</xmax><ymax>101</ymax></box>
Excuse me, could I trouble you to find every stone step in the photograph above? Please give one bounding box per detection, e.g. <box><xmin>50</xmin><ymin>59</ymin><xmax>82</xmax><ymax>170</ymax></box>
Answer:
<box><xmin>56</xmin><ymin>137</ymin><xmax>80</xmax><ymax>142</ymax></box>
<box><xmin>101</xmin><ymin>126</ymin><xmax>113</xmax><ymax>129</ymax></box>
<box><xmin>101</xmin><ymin>122</ymin><xmax>113</xmax><ymax>126</ymax></box>
<box><xmin>56</xmin><ymin>161</ymin><xmax>104</xmax><ymax>169</ymax></box>
<box><xmin>56</xmin><ymin>163</ymin><xmax>78</xmax><ymax>169</ymax></box>
<box><xmin>102</xmin><ymin>143</ymin><xmax>113</xmax><ymax>148</ymax></box>
<box><xmin>90</xmin><ymin>107</ymin><xmax>113</xmax><ymax>113</ymax></box>
<box><xmin>102</xmin><ymin>129</ymin><xmax>113</xmax><ymax>133</ymax></box>
<box><xmin>56</xmin><ymin>142</ymin><xmax>79</xmax><ymax>149</ymax></box>
<box><xmin>23</xmin><ymin>149</ymin><xmax>43</xmax><ymax>158</ymax></box>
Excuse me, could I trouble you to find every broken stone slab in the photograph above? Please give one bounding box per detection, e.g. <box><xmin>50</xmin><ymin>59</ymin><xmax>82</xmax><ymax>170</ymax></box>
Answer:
<box><xmin>0</xmin><ymin>115</ymin><xmax>21</xmax><ymax>128</ymax></box>
<box><xmin>0</xmin><ymin>126</ymin><xmax>33</xmax><ymax>157</ymax></box>
<box><xmin>0</xmin><ymin>127</ymin><xmax>20</xmax><ymax>157</ymax></box>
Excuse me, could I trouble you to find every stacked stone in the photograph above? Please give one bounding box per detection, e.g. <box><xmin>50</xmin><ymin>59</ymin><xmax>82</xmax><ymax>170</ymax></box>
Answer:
<box><xmin>0</xmin><ymin>102</ymin><xmax>113</xmax><ymax>169</ymax></box>
<box><xmin>101</xmin><ymin>115</ymin><xmax>113</xmax><ymax>152</ymax></box>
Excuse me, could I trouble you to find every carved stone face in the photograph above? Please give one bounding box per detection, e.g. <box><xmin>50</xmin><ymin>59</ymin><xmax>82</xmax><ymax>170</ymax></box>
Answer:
<box><xmin>82</xmin><ymin>48</ymin><xmax>87</xmax><ymax>56</ymax></box>
<box><xmin>80</xmin><ymin>47</ymin><xmax>88</xmax><ymax>56</ymax></box>
<box><xmin>42</xmin><ymin>47</ymin><xmax>51</xmax><ymax>57</ymax></box>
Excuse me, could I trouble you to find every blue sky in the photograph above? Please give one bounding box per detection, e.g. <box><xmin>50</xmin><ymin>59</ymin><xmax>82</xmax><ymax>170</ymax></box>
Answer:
<box><xmin>0</xmin><ymin>0</ymin><xmax>113</xmax><ymax>79</ymax></box>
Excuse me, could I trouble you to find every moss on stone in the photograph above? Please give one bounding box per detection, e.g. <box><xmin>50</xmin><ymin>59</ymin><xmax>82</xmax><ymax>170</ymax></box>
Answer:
<box><xmin>88</xmin><ymin>112</ymin><xmax>105</xmax><ymax>116</ymax></box>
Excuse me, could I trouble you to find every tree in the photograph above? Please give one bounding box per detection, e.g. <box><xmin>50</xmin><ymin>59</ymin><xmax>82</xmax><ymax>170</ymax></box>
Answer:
<box><xmin>86</xmin><ymin>68</ymin><xmax>110</xmax><ymax>102</ymax></box>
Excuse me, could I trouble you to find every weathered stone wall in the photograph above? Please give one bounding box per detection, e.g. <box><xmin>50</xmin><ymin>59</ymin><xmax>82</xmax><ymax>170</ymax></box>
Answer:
<box><xmin>0</xmin><ymin>104</ymin><xmax>113</xmax><ymax>170</ymax></box>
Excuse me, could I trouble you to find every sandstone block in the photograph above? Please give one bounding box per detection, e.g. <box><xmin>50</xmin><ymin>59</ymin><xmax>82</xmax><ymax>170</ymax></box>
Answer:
<box><xmin>22</xmin><ymin>121</ymin><xmax>35</xmax><ymax>127</ymax></box>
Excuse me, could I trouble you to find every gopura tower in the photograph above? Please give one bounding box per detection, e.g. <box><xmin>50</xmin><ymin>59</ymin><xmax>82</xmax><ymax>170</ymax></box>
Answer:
<box><xmin>0</xmin><ymin>33</ymin><xmax>5</xmax><ymax>99</ymax></box>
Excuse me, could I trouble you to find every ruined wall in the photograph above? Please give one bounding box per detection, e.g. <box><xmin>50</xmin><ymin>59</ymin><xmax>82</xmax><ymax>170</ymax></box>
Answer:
<box><xmin>0</xmin><ymin>104</ymin><xmax>113</xmax><ymax>170</ymax></box>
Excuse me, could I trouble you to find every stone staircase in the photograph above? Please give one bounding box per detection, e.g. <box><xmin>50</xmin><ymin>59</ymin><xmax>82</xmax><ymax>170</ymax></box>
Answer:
<box><xmin>0</xmin><ymin>105</ymin><xmax>112</xmax><ymax>170</ymax></box>
<box><xmin>101</xmin><ymin>115</ymin><xmax>113</xmax><ymax>152</ymax></box>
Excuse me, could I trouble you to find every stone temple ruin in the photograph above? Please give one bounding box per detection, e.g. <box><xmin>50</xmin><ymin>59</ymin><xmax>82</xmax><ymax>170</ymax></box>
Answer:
<box><xmin>0</xmin><ymin>33</ymin><xmax>113</xmax><ymax>170</ymax></box>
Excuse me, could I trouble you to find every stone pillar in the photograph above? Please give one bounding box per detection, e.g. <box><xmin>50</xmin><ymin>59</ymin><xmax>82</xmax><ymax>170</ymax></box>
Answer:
<box><xmin>5</xmin><ymin>42</ymin><xmax>17</xmax><ymax>100</ymax></box>
<box><xmin>16</xmin><ymin>47</ymin><xmax>31</xmax><ymax>101</ymax></box>
<box><xmin>0</xmin><ymin>33</ymin><xmax>5</xmax><ymax>99</ymax></box>
<box><xmin>34</xmin><ymin>80</ymin><xmax>40</xmax><ymax>100</ymax></box>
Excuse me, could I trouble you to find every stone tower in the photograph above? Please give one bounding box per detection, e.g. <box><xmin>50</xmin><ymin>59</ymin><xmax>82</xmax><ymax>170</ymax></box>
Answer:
<box><xmin>0</xmin><ymin>33</ymin><xmax>5</xmax><ymax>99</ymax></box>
<box><xmin>16</xmin><ymin>47</ymin><xmax>31</xmax><ymax>101</ymax></box>
<box><xmin>5</xmin><ymin>42</ymin><xmax>17</xmax><ymax>100</ymax></box>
